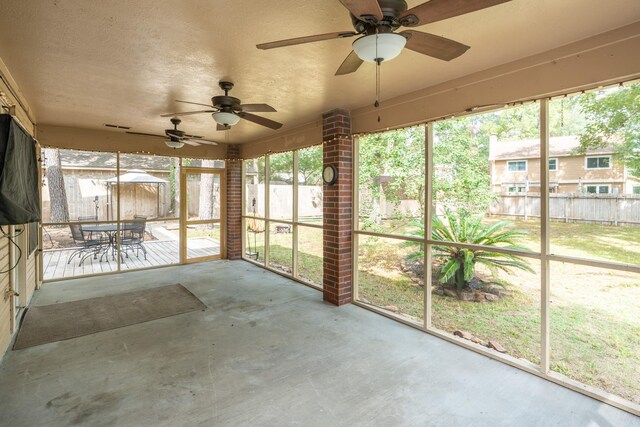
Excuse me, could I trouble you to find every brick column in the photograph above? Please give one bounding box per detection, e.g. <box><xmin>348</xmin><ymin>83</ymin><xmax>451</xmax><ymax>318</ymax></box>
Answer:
<box><xmin>226</xmin><ymin>144</ymin><xmax>242</xmax><ymax>260</ymax></box>
<box><xmin>322</xmin><ymin>109</ymin><xmax>353</xmax><ymax>306</ymax></box>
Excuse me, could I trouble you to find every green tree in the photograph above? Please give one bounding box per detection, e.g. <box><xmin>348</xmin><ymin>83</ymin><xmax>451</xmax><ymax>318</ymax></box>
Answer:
<box><xmin>576</xmin><ymin>84</ymin><xmax>640</xmax><ymax>176</ymax></box>
<box><xmin>266</xmin><ymin>146</ymin><xmax>323</xmax><ymax>185</ymax></box>
<box><xmin>358</xmin><ymin>126</ymin><xmax>426</xmax><ymax>225</ymax></box>
<box><xmin>433</xmin><ymin>118</ymin><xmax>493</xmax><ymax>214</ymax></box>
<box><xmin>480</xmin><ymin>103</ymin><xmax>540</xmax><ymax>141</ymax></box>
<box><xmin>549</xmin><ymin>95</ymin><xmax>586</xmax><ymax>137</ymax></box>
<box><xmin>297</xmin><ymin>146</ymin><xmax>323</xmax><ymax>185</ymax></box>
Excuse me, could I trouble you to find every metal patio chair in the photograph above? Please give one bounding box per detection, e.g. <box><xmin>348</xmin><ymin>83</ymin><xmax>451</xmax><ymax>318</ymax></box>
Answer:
<box><xmin>120</xmin><ymin>216</ymin><xmax>147</xmax><ymax>260</ymax></box>
<box><xmin>68</xmin><ymin>222</ymin><xmax>105</xmax><ymax>266</ymax></box>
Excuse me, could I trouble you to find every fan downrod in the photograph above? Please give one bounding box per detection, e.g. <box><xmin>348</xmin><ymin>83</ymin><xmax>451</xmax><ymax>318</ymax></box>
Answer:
<box><xmin>219</xmin><ymin>81</ymin><xmax>234</xmax><ymax>96</ymax></box>
<box><xmin>212</xmin><ymin>81</ymin><xmax>241</xmax><ymax>110</ymax></box>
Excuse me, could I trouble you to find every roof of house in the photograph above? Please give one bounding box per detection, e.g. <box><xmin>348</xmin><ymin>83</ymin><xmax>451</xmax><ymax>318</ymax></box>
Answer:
<box><xmin>56</xmin><ymin>149</ymin><xmax>172</xmax><ymax>170</ymax></box>
<box><xmin>52</xmin><ymin>149</ymin><xmax>225</xmax><ymax>170</ymax></box>
<box><xmin>489</xmin><ymin>136</ymin><xmax>613</xmax><ymax>160</ymax></box>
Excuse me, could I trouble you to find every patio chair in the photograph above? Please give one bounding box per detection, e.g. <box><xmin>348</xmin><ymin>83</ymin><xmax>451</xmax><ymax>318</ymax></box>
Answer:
<box><xmin>68</xmin><ymin>222</ymin><xmax>105</xmax><ymax>266</ymax></box>
<box><xmin>78</xmin><ymin>215</ymin><xmax>98</xmax><ymax>238</ymax></box>
<box><xmin>121</xmin><ymin>216</ymin><xmax>147</xmax><ymax>260</ymax></box>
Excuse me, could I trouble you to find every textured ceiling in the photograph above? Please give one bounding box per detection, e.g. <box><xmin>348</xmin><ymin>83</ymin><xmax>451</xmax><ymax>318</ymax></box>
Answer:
<box><xmin>0</xmin><ymin>0</ymin><xmax>639</xmax><ymax>144</ymax></box>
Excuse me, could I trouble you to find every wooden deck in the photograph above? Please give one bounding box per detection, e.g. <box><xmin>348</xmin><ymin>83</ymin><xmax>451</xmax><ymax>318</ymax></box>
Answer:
<box><xmin>43</xmin><ymin>238</ymin><xmax>220</xmax><ymax>281</ymax></box>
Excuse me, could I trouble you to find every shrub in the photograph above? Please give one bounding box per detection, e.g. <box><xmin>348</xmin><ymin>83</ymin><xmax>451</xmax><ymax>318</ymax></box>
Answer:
<box><xmin>407</xmin><ymin>209</ymin><xmax>533</xmax><ymax>292</ymax></box>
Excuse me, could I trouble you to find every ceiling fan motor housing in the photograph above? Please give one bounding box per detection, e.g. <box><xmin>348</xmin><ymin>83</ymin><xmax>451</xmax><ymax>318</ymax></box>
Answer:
<box><xmin>351</xmin><ymin>0</ymin><xmax>407</xmax><ymax>34</ymax></box>
<box><xmin>166</xmin><ymin>117</ymin><xmax>186</xmax><ymax>137</ymax></box>
<box><xmin>212</xmin><ymin>95</ymin><xmax>241</xmax><ymax>110</ymax></box>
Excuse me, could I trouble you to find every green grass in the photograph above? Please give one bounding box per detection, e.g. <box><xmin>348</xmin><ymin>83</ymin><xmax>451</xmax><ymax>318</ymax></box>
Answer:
<box><xmin>483</xmin><ymin>217</ymin><xmax>640</xmax><ymax>264</ymax></box>
<box><xmin>431</xmin><ymin>289</ymin><xmax>541</xmax><ymax>363</ymax></box>
<box><xmin>246</xmin><ymin>225</ymin><xmax>322</xmax><ymax>287</ymax></box>
<box><xmin>549</xmin><ymin>221</ymin><xmax>640</xmax><ymax>264</ymax></box>
<box><xmin>246</xmin><ymin>219</ymin><xmax>640</xmax><ymax>404</ymax></box>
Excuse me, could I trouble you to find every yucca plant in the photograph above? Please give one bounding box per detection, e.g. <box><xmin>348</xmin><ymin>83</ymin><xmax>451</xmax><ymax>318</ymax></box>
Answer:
<box><xmin>407</xmin><ymin>209</ymin><xmax>533</xmax><ymax>292</ymax></box>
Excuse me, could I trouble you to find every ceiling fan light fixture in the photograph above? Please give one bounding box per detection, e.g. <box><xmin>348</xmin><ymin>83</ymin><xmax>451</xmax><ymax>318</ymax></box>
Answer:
<box><xmin>212</xmin><ymin>111</ymin><xmax>241</xmax><ymax>127</ymax></box>
<box><xmin>352</xmin><ymin>33</ymin><xmax>406</xmax><ymax>63</ymax></box>
<box><xmin>165</xmin><ymin>139</ymin><xmax>185</xmax><ymax>149</ymax></box>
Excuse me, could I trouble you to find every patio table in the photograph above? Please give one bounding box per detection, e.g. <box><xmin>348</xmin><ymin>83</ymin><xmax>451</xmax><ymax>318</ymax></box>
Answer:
<box><xmin>81</xmin><ymin>223</ymin><xmax>135</xmax><ymax>261</ymax></box>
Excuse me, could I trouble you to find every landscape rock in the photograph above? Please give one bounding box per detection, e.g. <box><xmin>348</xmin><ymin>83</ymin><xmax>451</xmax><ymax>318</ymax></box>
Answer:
<box><xmin>453</xmin><ymin>330</ymin><xmax>474</xmax><ymax>340</ymax></box>
<box><xmin>384</xmin><ymin>305</ymin><xmax>399</xmax><ymax>313</ymax></box>
<box><xmin>458</xmin><ymin>292</ymin><xmax>476</xmax><ymax>302</ymax></box>
<box><xmin>469</xmin><ymin>278</ymin><xmax>482</xmax><ymax>289</ymax></box>
<box><xmin>443</xmin><ymin>289</ymin><xmax>458</xmax><ymax>298</ymax></box>
<box><xmin>432</xmin><ymin>287</ymin><xmax>444</xmax><ymax>296</ymax></box>
<box><xmin>474</xmin><ymin>292</ymin><xmax>486</xmax><ymax>302</ymax></box>
<box><xmin>484</xmin><ymin>286</ymin><xmax>503</xmax><ymax>297</ymax></box>
<box><xmin>484</xmin><ymin>293</ymin><xmax>499</xmax><ymax>302</ymax></box>
<box><xmin>470</xmin><ymin>337</ymin><xmax>484</xmax><ymax>345</ymax></box>
<box><xmin>488</xmin><ymin>340</ymin><xmax>507</xmax><ymax>353</ymax></box>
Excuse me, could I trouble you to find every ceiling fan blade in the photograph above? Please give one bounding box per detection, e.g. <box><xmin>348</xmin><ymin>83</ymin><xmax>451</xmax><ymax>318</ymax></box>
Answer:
<box><xmin>175</xmin><ymin>100</ymin><xmax>215</xmax><ymax>108</ymax></box>
<box><xmin>401</xmin><ymin>30</ymin><xmax>470</xmax><ymax>61</ymax></box>
<box><xmin>257</xmin><ymin>31</ymin><xmax>357</xmax><ymax>50</ymax></box>
<box><xmin>400</xmin><ymin>0</ymin><xmax>511</xmax><ymax>27</ymax></box>
<box><xmin>160</xmin><ymin>110</ymin><xmax>216</xmax><ymax>118</ymax></box>
<box><xmin>182</xmin><ymin>140</ymin><xmax>202</xmax><ymax>147</ymax></box>
<box><xmin>237</xmin><ymin>112</ymin><xmax>283</xmax><ymax>130</ymax></box>
<box><xmin>187</xmin><ymin>138</ymin><xmax>219</xmax><ymax>146</ymax></box>
<box><xmin>339</xmin><ymin>0</ymin><xmax>383</xmax><ymax>22</ymax></box>
<box><xmin>126</xmin><ymin>131</ymin><xmax>165</xmax><ymax>138</ymax></box>
<box><xmin>237</xmin><ymin>103</ymin><xmax>277</xmax><ymax>113</ymax></box>
<box><xmin>335</xmin><ymin>50</ymin><xmax>364</xmax><ymax>75</ymax></box>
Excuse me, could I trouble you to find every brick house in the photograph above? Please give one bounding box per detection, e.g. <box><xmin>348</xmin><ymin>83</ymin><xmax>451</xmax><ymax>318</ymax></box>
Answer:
<box><xmin>489</xmin><ymin>135</ymin><xmax>640</xmax><ymax>194</ymax></box>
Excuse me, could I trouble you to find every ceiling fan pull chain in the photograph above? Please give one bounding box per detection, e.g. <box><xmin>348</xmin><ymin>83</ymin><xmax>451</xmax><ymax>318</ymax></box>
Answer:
<box><xmin>375</xmin><ymin>60</ymin><xmax>381</xmax><ymax>122</ymax></box>
<box><xmin>374</xmin><ymin>31</ymin><xmax>381</xmax><ymax>123</ymax></box>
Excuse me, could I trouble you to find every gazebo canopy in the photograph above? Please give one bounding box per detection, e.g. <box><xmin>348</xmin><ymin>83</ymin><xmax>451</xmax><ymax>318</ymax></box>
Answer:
<box><xmin>106</xmin><ymin>169</ymin><xmax>167</xmax><ymax>184</ymax></box>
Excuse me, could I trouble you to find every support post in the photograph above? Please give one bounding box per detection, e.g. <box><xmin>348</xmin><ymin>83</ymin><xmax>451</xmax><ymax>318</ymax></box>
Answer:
<box><xmin>226</xmin><ymin>144</ymin><xmax>242</xmax><ymax>259</ymax></box>
<box><xmin>540</xmin><ymin>99</ymin><xmax>551</xmax><ymax>373</ymax></box>
<box><xmin>322</xmin><ymin>108</ymin><xmax>353</xmax><ymax>306</ymax></box>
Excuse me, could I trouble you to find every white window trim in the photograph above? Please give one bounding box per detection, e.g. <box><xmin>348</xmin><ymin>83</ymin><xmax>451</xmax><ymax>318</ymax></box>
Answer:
<box><xmin>585</xmin><ymin>184</ymin><xmax>611</xmax><ymax>194</ymax></box>
<box><xmin>507</xmin><ymin>185</ymin><xmax>526</xmax><ymax>194</ymax></box>
<box><xmin>507</xmin><ymin>160</ymin><xmax>528</xmax><ymax>172</ymax></box>
<box><xmin>548</xmin><ymin>158</ymin><xmax>558</xmax><ymax>171</ymax></box>
<box><xmin>585</xmin><ymin>155</ymin><xmax>611</xmax><ymax>170</ymax></box>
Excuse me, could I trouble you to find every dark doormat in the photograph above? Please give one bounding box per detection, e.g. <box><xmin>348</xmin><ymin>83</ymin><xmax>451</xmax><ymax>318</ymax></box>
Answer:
<box><xmin>13</xmin><ymin>284</ymin><xmax>206</xmax><ymax>350</ymax></box>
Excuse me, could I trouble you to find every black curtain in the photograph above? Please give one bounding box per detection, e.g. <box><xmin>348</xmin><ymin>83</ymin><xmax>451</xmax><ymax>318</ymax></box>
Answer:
<box><xmin>0</xmin><ymin>114</ymin><xmax>41</xmax><ymax>225</ymax></box>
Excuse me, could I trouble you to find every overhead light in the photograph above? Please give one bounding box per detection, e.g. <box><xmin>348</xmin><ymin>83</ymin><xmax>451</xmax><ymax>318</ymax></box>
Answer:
<box><xmin>212</xmin><ymin>111</ymin><xmax>240</xmax><ymax>127</ymax></box>
<box><xmin>165</xmin><ymin>139</ymin><xmax>184</xmax><ymax>149</ymax></box>
<box><xmin>352</xmin><ymin>33</ymin><xmax>406</xmax><ymax>63</ymax></box>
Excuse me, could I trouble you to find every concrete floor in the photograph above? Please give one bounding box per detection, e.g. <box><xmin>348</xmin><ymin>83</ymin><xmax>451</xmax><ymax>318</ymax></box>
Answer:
<box><xmin>0</xmin><ymin>261</ymin><xmax>637</xmax><ymax>426</ymax></box>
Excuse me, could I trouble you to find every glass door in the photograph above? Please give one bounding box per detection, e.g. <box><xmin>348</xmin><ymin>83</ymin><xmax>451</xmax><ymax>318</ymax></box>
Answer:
<box><xmin>181</xmin><ymin>168</ymin><xmax>225</xmax><ymax>263</ymax></box>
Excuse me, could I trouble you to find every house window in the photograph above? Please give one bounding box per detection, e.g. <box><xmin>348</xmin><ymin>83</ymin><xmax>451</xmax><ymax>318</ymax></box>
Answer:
<box><xmin>507</xmin><ymin>185</ymin><xmax>526</xmax><ymax>193</ymax></box>
<box><xmin>633</xmin><ymin>186</ymin><xmax>640</xmax><ymax>194</ymax></box>
<box><xmin>585</xmin><ymin>185</ymin><xmax>610</xmax><ymax>194</ymax></box>
<box><xmin>549</xmin><ymin>158</ymin><xmax>558</xmax><ymax>171</ymax></box>
<box><xmin>586</xmin><ymin>156</ymin><xmax>610</xmax><ymax>169</ymax></box>
<box><xmin>507</xmin><ymin>160</ymin><xmax>527</xmax><ymax>172</ymax></box>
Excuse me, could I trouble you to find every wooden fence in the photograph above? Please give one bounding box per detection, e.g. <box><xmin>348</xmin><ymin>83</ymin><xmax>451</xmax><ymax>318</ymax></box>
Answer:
<box><xmin>489</xmin><ymin>193</ymin><xmax>640</xmax><ymax>226</ymax></box>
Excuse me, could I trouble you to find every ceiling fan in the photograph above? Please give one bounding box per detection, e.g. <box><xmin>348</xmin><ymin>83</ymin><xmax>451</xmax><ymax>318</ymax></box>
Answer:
<box><xmin>257</xmin><ymin>0</ymin><xmax>512</xmax><ymax>75</ymax></box>
<box><xmin>161</xmin><ymin>81</ymin><xmax>283</xmax><ymax>130</ymax></box>
<box><xmin>126</xmin><ymin>117</ymin><xmax>221</xmax><ymax>149</ymax></box>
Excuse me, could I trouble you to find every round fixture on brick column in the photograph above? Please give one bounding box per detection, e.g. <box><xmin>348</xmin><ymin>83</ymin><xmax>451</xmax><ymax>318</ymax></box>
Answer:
<box><xmin>322</xmin><ymin>165</ymin><xmax>338</xmax><ymax>185</ymax></box>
